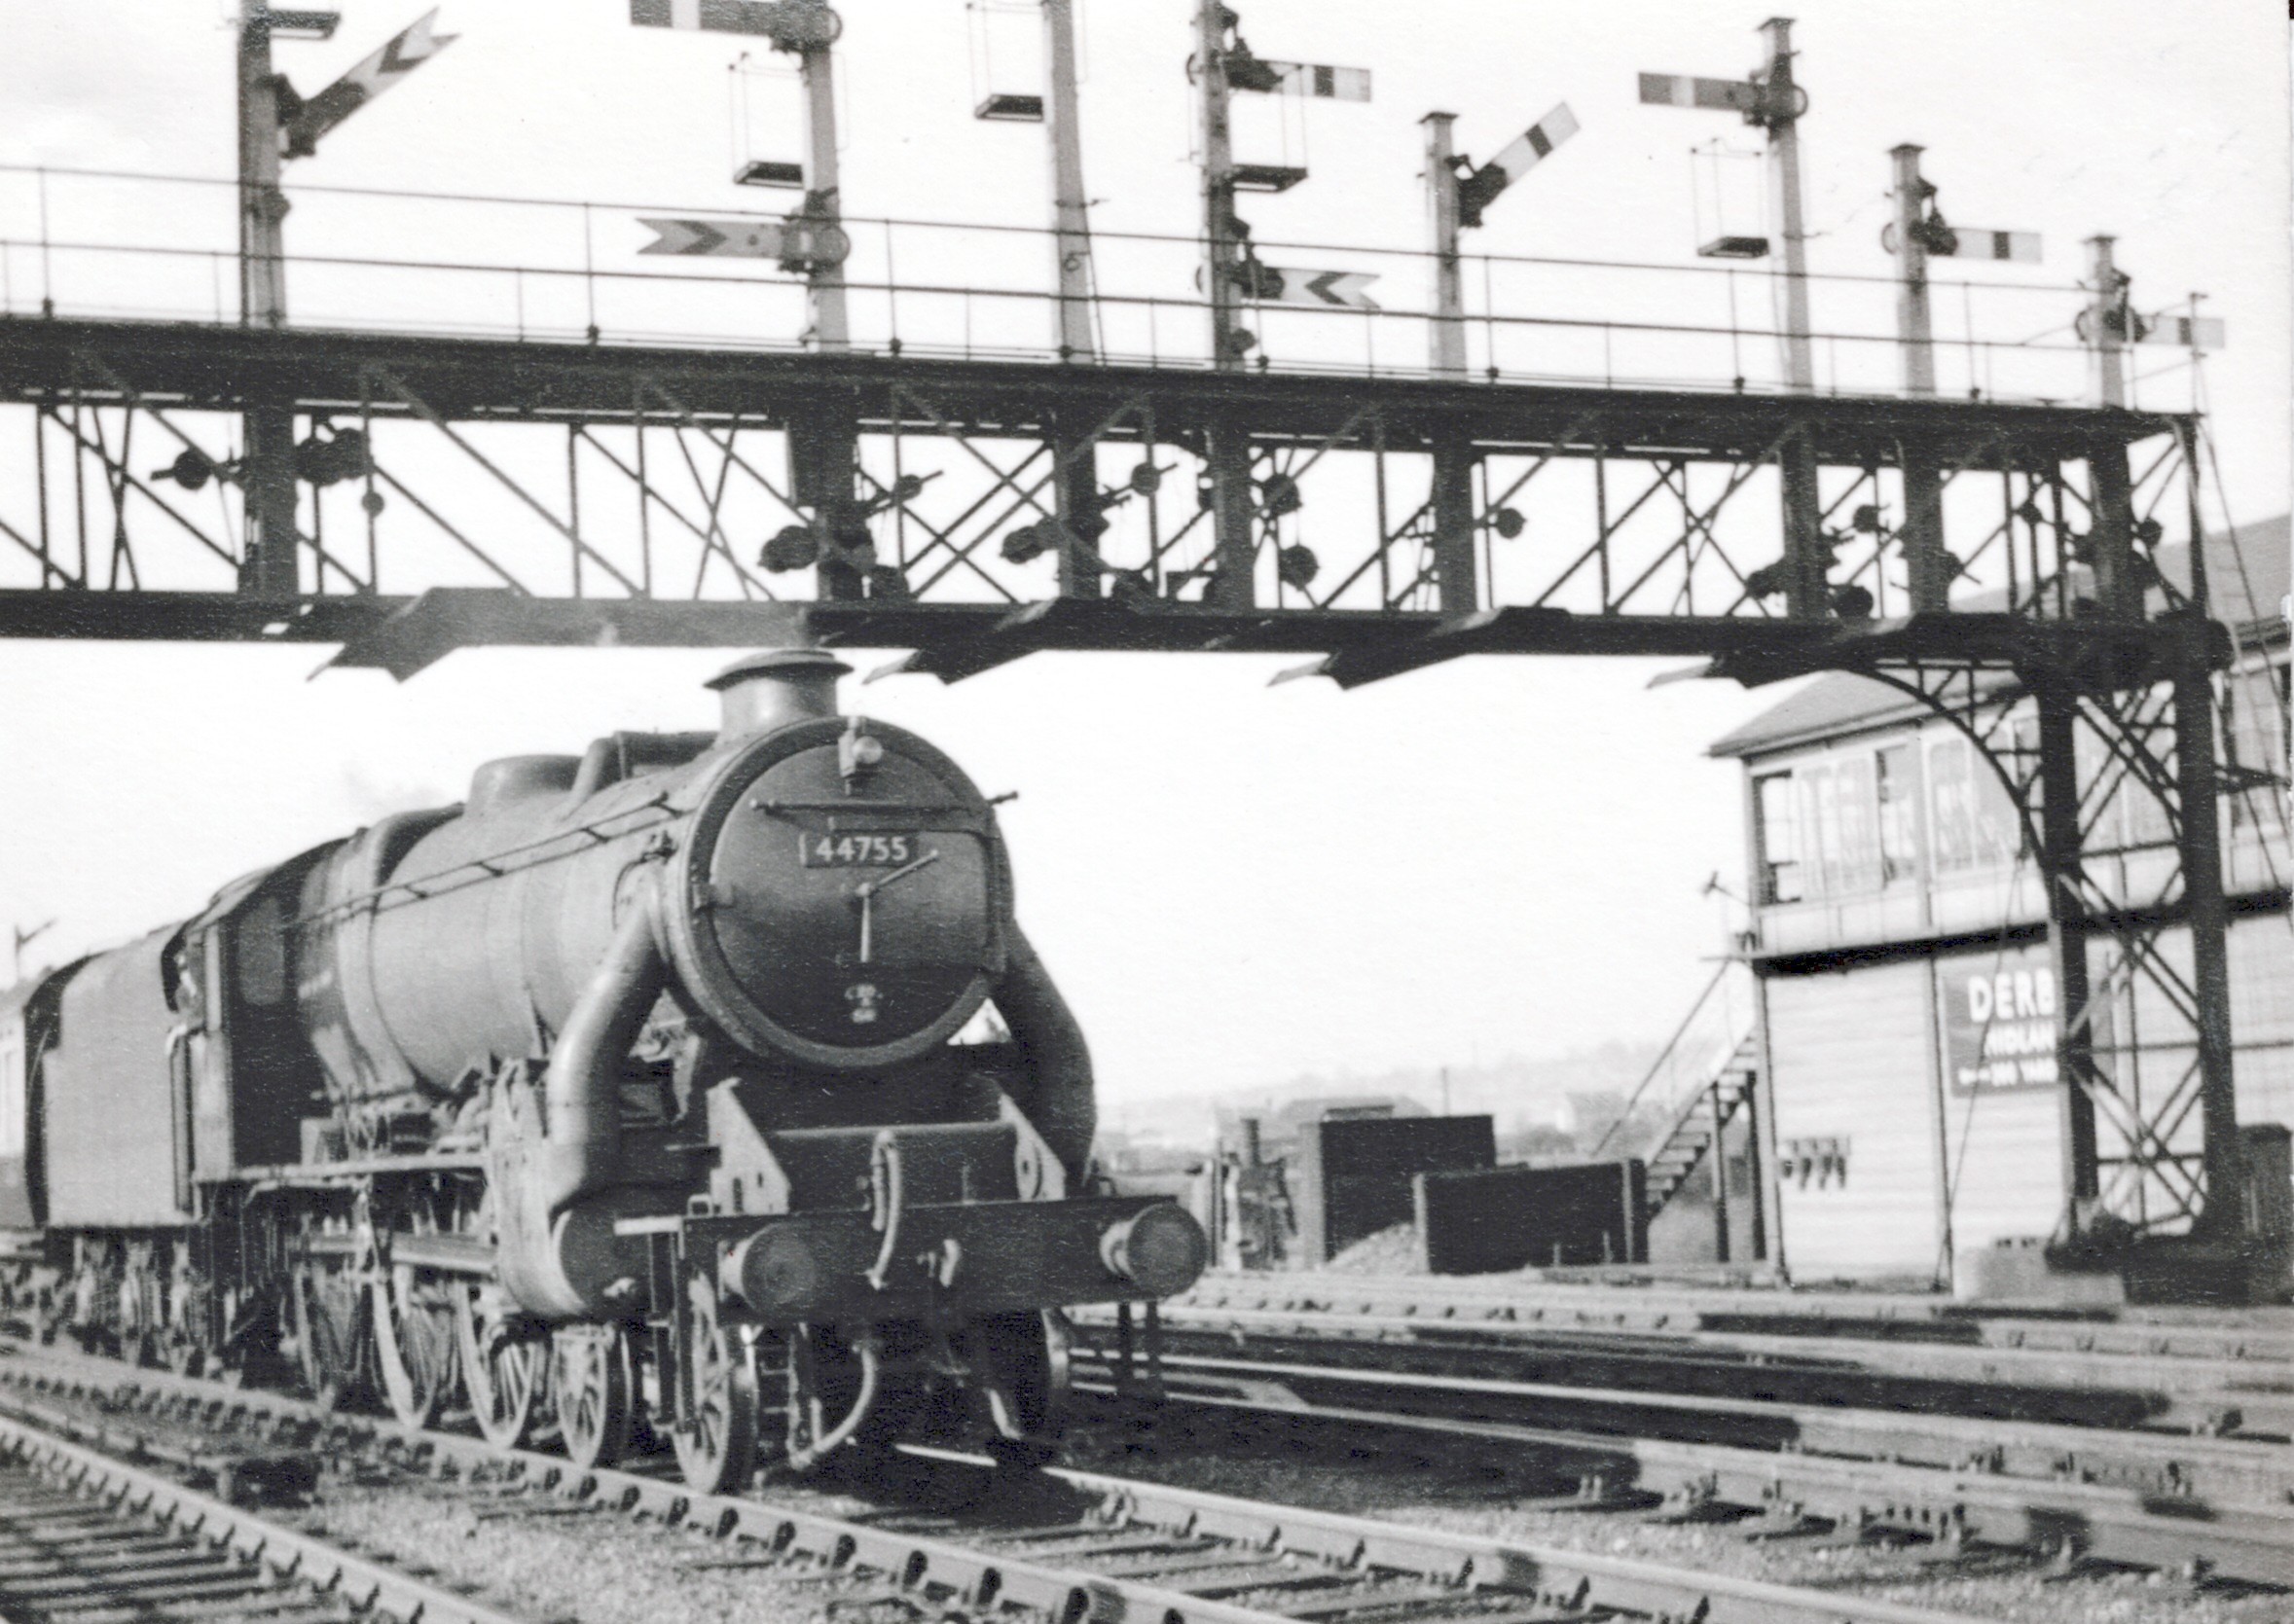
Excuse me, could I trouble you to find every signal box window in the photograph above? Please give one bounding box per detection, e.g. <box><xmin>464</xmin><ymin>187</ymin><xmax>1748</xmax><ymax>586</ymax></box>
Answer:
<box><xmin>1821</xmin><ymin>755</ymin><xmax>1881</xmax><ymax>896</ymax></box>
<box><xmin>1927</xmin><ymin>736</ymin><xmax>2020</xmax><ymax>873</ymax></box>
<box><xmin>1754</xmin><ymin>772</ymin><xmax>1802</xmax><ymax>904</ymax></box>
<box><xmin>1876</xmin><ymin>743</ymin><xmax>1921</xmax><ymax>884</ymax></box>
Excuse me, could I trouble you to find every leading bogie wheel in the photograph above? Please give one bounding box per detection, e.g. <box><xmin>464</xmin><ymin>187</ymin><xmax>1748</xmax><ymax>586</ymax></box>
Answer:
<box><xmin>553</xmin><ymin>1323</ymin><xmax>635</xmax><ymax>1470</ymax></box>
<box><xmin>673</xmin><ymin>1279</ymin><xmax>758</xmax><ymax>1496</ymax></box>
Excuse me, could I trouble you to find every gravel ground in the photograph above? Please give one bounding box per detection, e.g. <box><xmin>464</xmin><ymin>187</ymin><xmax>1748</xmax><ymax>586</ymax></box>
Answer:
<box><xmin>132</xmin><ymin>1395</ymin><xmax>2290</xmax><ymax>1624</ymax></box>
<box><xmin>280</xmin><ymin>1458</ymin><xmax>910</xmax><ymax>1624</ymax></box>
<box><xmin>1065</xmin><ymin>1417</ymin><xmax>2294</xmax><ymax>1624</ymax></box>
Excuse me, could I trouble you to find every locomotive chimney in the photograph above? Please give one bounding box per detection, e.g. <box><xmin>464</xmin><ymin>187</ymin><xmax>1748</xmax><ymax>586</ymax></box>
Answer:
<box><xmin>705</xmin><ymin>647</ymin><xmax>852</xmax><ymax>741</ymax></box>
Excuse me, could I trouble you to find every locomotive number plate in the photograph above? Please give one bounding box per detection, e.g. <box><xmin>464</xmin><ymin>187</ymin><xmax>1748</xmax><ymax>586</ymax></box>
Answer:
<box><xmin>800</xmin><ymin>831</ymin><xmax>921</xmax><ymax>867</ymax></box>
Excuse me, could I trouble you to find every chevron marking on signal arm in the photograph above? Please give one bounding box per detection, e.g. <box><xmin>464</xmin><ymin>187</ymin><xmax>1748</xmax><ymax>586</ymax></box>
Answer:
<box><xmin>280</xmin><ymin>9</ymin><xmax>457</xmax><ymax>158</ymax></box>
<box><xmin>637</xmin><ymin>216</ymin><xmax>852</xmax><ymax>266</ymax></box>
<box><xmin>1257</xmin><ymin>269</ymin><xmax>1379</xmax><ymax>309</ymax></box>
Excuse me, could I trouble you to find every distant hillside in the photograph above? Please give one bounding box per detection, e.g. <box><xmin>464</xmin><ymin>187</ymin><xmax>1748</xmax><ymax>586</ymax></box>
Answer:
<box><xmin>1103</xmin><ymin>1040</ymin><xmax>1665</xmax><ymax>1148</ymax></box>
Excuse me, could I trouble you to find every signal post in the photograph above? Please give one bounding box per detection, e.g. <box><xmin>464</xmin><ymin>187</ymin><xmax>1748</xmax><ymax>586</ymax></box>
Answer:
<box><xmin>1888</xmin><ymin>143</ymin><xmax>1948</xmax><ymax>611</ymax></box>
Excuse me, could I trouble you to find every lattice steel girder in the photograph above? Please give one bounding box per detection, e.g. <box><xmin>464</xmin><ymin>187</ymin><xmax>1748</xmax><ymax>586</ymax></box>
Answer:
<box><xmin>0</xmin><ymin>319</ymin><xmax>2171</xmax><ymax>470</ymax></box>
<box><xmin>0</xmin><ymin>316</ymin><xmax>2190</xmax><ymax>671</ymax></box>
<box><xmin>0</xmin><ymin>588</ymin><xmax>2225</xmax><ymax>688</ymax></box>
<box><xmin>1855</xmin><ymin>620</ymin><xmax>2265</xmax><ymax>1253</ymax></box>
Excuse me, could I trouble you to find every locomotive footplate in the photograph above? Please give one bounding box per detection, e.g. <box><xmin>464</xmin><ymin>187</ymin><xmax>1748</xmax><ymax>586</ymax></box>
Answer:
<box><xmin>616</xmin><ymin>1195</ymin><xmax>1206</xmax><ymax>1326</ymax></box>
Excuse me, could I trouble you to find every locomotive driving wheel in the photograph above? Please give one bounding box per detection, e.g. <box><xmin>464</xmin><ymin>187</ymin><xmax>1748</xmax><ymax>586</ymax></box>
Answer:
<box><xmin>455</xmin><ymin>1285</ymin><xmax>549</xmax><ymax>1450</ymax></box>
<box><xmin>290</xmin><ymin>1257</ymin><xmax>366</xmax><ymax>1407</ymax></box>
<box><xmin>672</xmin><ymin>1276</ymin><xmax>758</xmax><ymax>1495</ymax></box>
<box><xmin>161</xmin><ymin>1246</ymin><xmax>212</xmax><ymax>1376</ymax></box>
<box><xmin>374</xmin><ymin>1265</ymin><xmax>459</xmax><ymax>1429</ymax></box>
<box><xmin>553</xmin><ymin>1324</ymin><xmax>635</xmax><ymax>1470</ymax></box>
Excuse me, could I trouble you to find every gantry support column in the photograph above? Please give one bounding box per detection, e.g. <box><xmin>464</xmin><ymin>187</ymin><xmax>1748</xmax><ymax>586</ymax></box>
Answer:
<box><xmin>1051</xmin><ymin>409</ymin><xmax>1102</xmax><ymax>599</ymax></box>
<box><xmin>2175</xmin><ymin>656</ymin><xmax>2243</xmax><ymax>1242</ymax></box>
<box><xmin>2035</xmin><ymin>680</ymin><xmax>2103</xmax><ymax>1223</ymax></box>
<box><xmin>1430</xmin><ymin>441</ymin><xmax>1477</xmax><ymax>613</ymax></box>
<box><xmin>2169</xmin><ymin>444</ymin><xmax>2243</xmax><ymax>1240</ymax></box>
<box><xmin>1778</xmin><ymin>429</ymin><xmax>1828</xmax><ymax>619</ymax></box>
<box><xmin>237</xmin><ymin>8</ymin><xmax>302</xmax><ymax>596</ymax></box>
<box><xmin>2087</xmin><ymin>439</ymin><xmax>2140</xmax><ymax>620</ymax></box>
<box><xmin>788</xmin><ymin>391</ymin><xmax>864</xmax><ymax>599</ymax></box>
<box><xmin>1889</xmin><ymin>144</ymin><xmax>1949</xmax><ymax>612</ymax></box>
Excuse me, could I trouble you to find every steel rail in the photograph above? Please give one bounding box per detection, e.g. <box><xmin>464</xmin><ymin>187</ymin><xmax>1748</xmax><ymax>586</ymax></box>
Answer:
<box><xmin>1116</xmin><ymin>1301</ymin><xmax>2294</xmax><ymax>1439</ymax></box>
<box><xmin>1109</xmin><ymin>1340</ymin><xmax>2294</xmax><ymax>1508</ymax></box>
<box><xmin>0</xmin><ymin>1409</ymin><xmax>534</xmax><ymax>1624</ymax></box>
<box><xmin>1074</xmin><ymin>1373</ymin><xmax>2294</xmax><ymax>1587</ymax></box>
<box><xmin>0</xmin><ymin>1339</ymin><xmax>2001</xmax><ymax>1624</ymax></box>
<box><xmin>1179</xmin><ymin>1271</ymin><xmax>2294</xmax><ymax>1364</ymax></box>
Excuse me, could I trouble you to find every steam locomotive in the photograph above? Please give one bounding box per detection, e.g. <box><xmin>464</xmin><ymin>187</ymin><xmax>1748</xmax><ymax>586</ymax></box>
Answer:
<box><xmin>0</xmin><ymin>650</ymin><xmax>1205</xmax><ymax>1489</ymax></box>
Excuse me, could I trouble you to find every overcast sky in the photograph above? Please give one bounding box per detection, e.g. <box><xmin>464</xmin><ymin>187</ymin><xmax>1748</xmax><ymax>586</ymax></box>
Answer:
<box><xmin>0</xmin><ymin>0</ymin><xmax>2285</xmax><ymax>1116</ymax></box>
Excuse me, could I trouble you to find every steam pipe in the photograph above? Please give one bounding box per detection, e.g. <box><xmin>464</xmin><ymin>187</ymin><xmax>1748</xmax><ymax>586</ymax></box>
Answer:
<box><xmin>543</xmin><ymin>874</ymin><xmax>669</xmax><ymax>1209</ymax></box>
<box><xmin>994</xmin><ymin>922</ymin><xmax>1096</xmax><ymax>1180</ymax></box>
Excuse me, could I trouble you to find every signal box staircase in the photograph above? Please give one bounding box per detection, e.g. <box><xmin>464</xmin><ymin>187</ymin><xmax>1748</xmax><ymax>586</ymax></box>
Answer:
<box><xmin>1593</xmin><ymin>964</ymin><xmax>1763</xmax><ymax>1259</ymax></box>
<box><xmin>1640</xmin><ymin>1040</ymin><xmax>1759</xmax><ymax>1216</ymax></box>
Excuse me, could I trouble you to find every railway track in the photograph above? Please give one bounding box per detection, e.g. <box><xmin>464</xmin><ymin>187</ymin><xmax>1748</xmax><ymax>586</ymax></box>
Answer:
<box><xmin>1133</xmin><ymin>1299</ymin><xmax>2294</xmax><ymax>1436</ymax></box>
<box><xmin>1179</xmin><ymin>1272</ymin><xmax>2294</xmax><ymax>1365</ymax></box>
<box><xmin>0</xmin><ymin>1403</ymin><xmax>531</xmax><ymax>1624</ymax></box>
<box><xmin>1111</xmin><ymin>1327</ymin><xmax>2294</xmax><ymax>1502</ymax></box>
<box><xmin>0</xmin><ymin>1337</ymin><xmax>2008</xmax><ymax>1624</ymax></box>
<box><xmin>1067</xmin><ymin>1361</ymin><xmax>2294</xmax><ymax>1588</ymax></box>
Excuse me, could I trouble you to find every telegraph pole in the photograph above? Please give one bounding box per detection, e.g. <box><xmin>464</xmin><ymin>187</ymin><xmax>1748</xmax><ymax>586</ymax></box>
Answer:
<box><xmin>2086</xmin><ymin>235</ymin><xmax>2126</xmax><ymax>409</ymax></box>
<box><xmin>1889</xmin><ymin>144</ymin><xmax>1949</xmax><ymax>611</ymax></box>
<box><xmin>1422</xmin><ymin>112</ymin><xmax>1466</xmax><ymax>379</ymax></box>
<box><xmin>1759</xmin><ymin>18</ymin><xmax>1813</xmax><ymax>394</ymax></box>
<box><xmin>1197</xmin><ymin>0</ymin><xmax>1255</xmax><ymax>608</ymax></box>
